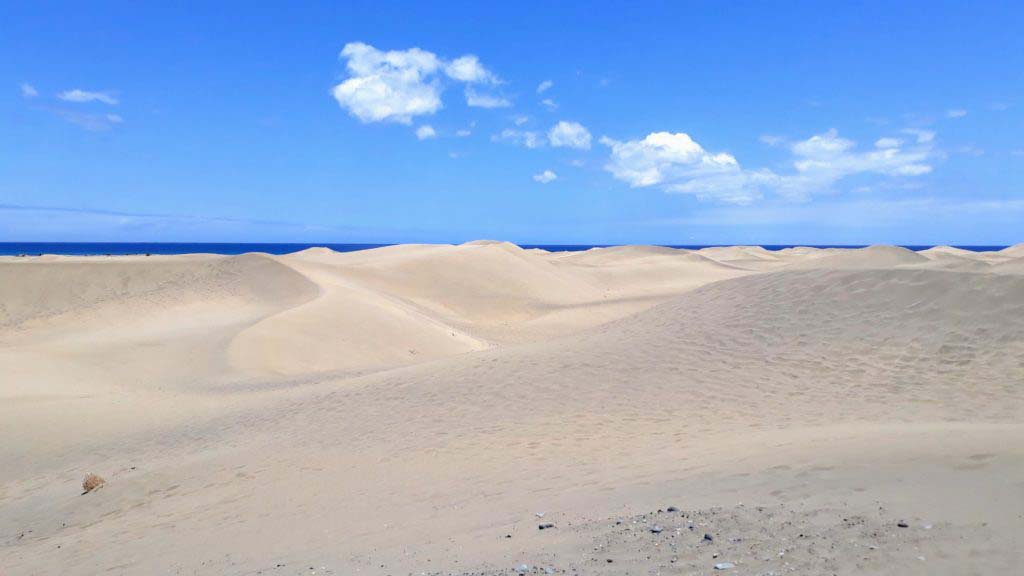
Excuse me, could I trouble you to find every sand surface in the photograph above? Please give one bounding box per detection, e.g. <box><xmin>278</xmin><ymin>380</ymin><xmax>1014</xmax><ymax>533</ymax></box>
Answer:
<box><xmin>1</xmin><ymin>242</ymin><xmax>1022</xmax><ymax>575</ymax></box>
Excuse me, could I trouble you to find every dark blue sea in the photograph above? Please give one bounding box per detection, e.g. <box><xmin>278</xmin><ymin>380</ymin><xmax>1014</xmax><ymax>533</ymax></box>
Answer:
<box><xmin>0</xmin><ymin>242</ymin><xmax>1010</xmax><ymax>256</ymax></box>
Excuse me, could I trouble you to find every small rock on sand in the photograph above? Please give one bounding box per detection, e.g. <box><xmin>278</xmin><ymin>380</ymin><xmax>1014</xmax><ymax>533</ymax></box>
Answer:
<box><xmin>713</xmin><ymin>562</ymin><xmax>735</xmax><ymax>570</ymax></box>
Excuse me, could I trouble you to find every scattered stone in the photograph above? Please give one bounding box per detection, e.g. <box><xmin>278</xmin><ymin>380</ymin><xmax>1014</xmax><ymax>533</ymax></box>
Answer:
<box><xmin>535</xmin><ymin>512</ymin><xmax>545</xmax><ymax>518</ymax></box>
<box><xmin>667</xmin><ymin>506</ymin><xmax>679</xmax><ymax>512</ymax></box>
<box><xmin>544</xmin><ymin>568</ymin><xmax>555</xmax><ymax>575</ymax></box>
<box><xmin>703</xmin><ymin>533</ymin><xmax>714</xmax><ymax>542</ymax></box>
<box><xmin>650</xmin><ymin>525</ymin><xmax>663</xmax><ymax>534</ymax></box>
<box><xmin>538</xmin><ymin>523</ymin><xmax>555</xmax><ymax>530</ymax></box>
<box><xmin>514</xmin><ymin>564</ymin><xmax>530</xmax><ymax>574</ymax></box>
<box><xmin>713</xmin><ymin>562</ymin><xmax>735</xmax><ymax>570</ymax></box>
<box><xmin>897</xmin><ymin>521</ymin><xmax>909</xmax><ymax>528</ymax></box>
<box><xmin>81</xmin><ymin>473</ymin><xmax>105</xmax><ymax>494</ymax></box>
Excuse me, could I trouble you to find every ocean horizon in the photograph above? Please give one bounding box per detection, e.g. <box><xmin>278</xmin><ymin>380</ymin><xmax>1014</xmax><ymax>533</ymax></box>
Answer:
<box><xmin>0</xmin><ymin>241</ymin><xmax>1012</xmax><ymax>256</ymax></box>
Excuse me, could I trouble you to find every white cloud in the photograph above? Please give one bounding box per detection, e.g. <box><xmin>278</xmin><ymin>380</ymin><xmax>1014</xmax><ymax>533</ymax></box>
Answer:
<box><xmin>548</xmin><ymin>121</ymin><xmax>591</xmax><ymax>150</ymax></box>
<box><xmin>537</xmin><ymin>80</ymin><xmax>553</xmax><ymax>94</ymax></box>
<box><xmin>541</xmin><ymin>98</ymin><xmax>557</xmax><ymax>110</ymax></box>
<box><xmin>902</xmin><ymin>128</ymin><xmax>935</xmax><ymax>144</ymax></box>
<box><xmin>455</xmin><ymin>128</ymin><xmax>472</xmax><ymax>137</ymax></box>
<box><xmin>415</xmin><ymin>125</ymin><xmax>437</xmax><ymax>140</ymax></box>
<box><xmin>874</xmin><ymin>137</ymin><xmax>902</xmax><ymax>149</ymax></box>
<box><xmin>493</xmin><ymin>128</ymin><xmax>543</xmax><ymax>149</ymax></box>
<box><xmin>946</xmin><ymin>108</ymin><xmax>968</xmax><ymax>118</ymax></box>
<box><xmin>332</xmin><ymin>42</ymin><xmax>503</xmax><ymax>124</ymax></box>
<box><xmin>465</xmin><ymin>87</ymin><xmax>511</xmax><ymax>108</ymax></box>
<box><xmin>956</xmin><ymin>145</ymin><xmax>984</xmax><ymax>157</ymax></box>
<box><xmin>332</xmin><ymin>42</ymin><xmax>443</xmax><ymax>124</ymax></box>
<box><xmin>601</xmin><ymin>132</ymin><xmax>764</xmax><ymax>204</ymax></box>
<box><xmin>513</xmin><ymin>115</ymin><xmax>529</xmax><ymax>126</ymax></box>
<box><xmin>58</xmin><ymin>89</ymin><xmax>119</xmax><ymax>105</ymax></box>
<box><xmin>445</xmin><ymin>55</ymin><xmax>497</xmax><ymax>84</ymax></box>
<box><xmin>759</xmin><ymin>134</ymin><xmax>784</xmax><ymax>146</ymax></box>
<box><xmin>533</xmin><ymin>169</ymin><xmax>557</xmax><ymax>183</ymax></box>
<box><xmin>601</xmin><ymin>128</ymin><xmax>937</xmax><ymax>205</ymax></box>
<box><xmin>20</xmin><ymin>83</ymin><xmax>38</xmax><ymax>98</ymax></box>
<box><xmin>105</xmin><ymin>113</ymin><xmax>124</xmax><ymax>124</ymax></box>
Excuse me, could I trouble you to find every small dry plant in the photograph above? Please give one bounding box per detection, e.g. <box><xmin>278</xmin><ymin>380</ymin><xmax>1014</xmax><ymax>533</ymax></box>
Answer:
<box><xmin>82</xmin><ymin>473</ymin><xmax>106</xmax><ymax>494</ymax></box>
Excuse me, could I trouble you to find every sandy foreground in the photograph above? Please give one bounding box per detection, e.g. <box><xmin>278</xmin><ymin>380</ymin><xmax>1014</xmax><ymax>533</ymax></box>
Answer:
<box><xmin>1</xmin><ymin>241</ymin><xmax>1023</xmax><ymax>575</ymax></box>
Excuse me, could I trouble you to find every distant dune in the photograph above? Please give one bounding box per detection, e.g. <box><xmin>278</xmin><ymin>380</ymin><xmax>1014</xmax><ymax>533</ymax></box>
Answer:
<box><xmin>1</xmin><ymin>243</ymin><xmax>1022</xmax><ymax>574</ymax></box>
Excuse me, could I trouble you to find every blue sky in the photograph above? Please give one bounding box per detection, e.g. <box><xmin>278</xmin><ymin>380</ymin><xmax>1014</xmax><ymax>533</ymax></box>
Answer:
<box><xmin>2</xmin><ymin>1</ymin><xmax>1022</xmax><ymax>245</ymax></box>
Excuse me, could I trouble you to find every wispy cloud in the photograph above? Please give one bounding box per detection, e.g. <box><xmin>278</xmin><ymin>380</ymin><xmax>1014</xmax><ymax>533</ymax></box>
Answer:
<box><xmin>533</xmin><ymin>169</ymin><xmax>557</xmax><ymax>183</ymax></box>
<box><xmin>58</xmin><ymin>89</ymin><xmax>119</xmax><ymax>105</ymax></box>
<box><xmin>0</xmin><ymin>203</ymin><xmax>371</xmax><ymax>242</ymax></box>
<box><xmin>20</xmin><ymin>83</ymin><xmax>38</xmax><ymax>98</ymax></box>
<box><xmin>465</xmin><ymin>87</ymin><xmax>511</xmax><ymax>108</ymax></box>
<box><xmin>492</xmin><ymin>128</ymin><xmax>544</xmax><ymax>149</ymax></box>
<box><xmin>536</xmin><ymin>80</ymin><xmax>553</xmax><ymax>94</ymax></box>
<box><xmin>946</xmin><ymin>108</ymin><xmax>967</xmax><ymax>119</ymax></box>
<box><xmin>47</xmin><ymin>108</ymin><xmax>124</xmax><ymax>131</ymax></box>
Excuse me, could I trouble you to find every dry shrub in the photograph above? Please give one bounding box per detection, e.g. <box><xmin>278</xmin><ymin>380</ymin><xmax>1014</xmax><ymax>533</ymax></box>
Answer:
<box><xmin>82</xmin><ymin>473</ymin><xmax>106</xmax><ymax>494</ymax></box>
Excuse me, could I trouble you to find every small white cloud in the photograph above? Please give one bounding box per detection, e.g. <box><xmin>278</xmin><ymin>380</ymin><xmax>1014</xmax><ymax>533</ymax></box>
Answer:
<box><xmin>513</xmin><ymin>115</ymin><xmax>529</xmax><ymax>126</ymax></box>
<box><xmin>465</xmin><ymin>87</ymin><xmax>511</xmax><ymax>108</ymax></box>
<box><xmin>58</xmin><ymin>89</ymin><xmax>119</xmax><ymax>105</ymax></box>
<box><xmin>874</xmin><ymin>137</ymin><xmax>902</xmax><ymax>149</ymax></box>
<box><xmin>415</xmin><ymin>124</ymin><xmax>437</xmax><ymax>140</ymax></box>
<box><xmin>493</xmin><ymin>128</ymin><xmax>543</xmax><ymax>149</ymax></box>
<box><xmin>533</xmin><ymin>169</ymin><xmax>557</xmax><ymax>183</ymax></box>
<box><xmin>946</xmin><ymin>108</ymin><xmax>968</xmax><ymax>118</ymax></box>
<box><xmin>537</xmin><ymin>80</ymin><xmax>553</xmax><ymax>94</ymax></box>
<box><xmin>455</xmin><ymin>128</ymin><xmax>472</xmax><ymax>137</ymax></box>
<box><xmin>541</xmin><ymin>98</ymin><xmax>557</xmax><ymax>110</ymax></box>
<box><xmin>759</xmin><ymin>134</ymin><xmax>784</xmax><ymax>147</ymax></box>
<box><xmin>548</xmin><ymin>120</ymin><xmax>591</xmax><ymax>150</ymax></box>
<box><xmin>20</xmin><ymin>83</ymin><xmax>38</xmax><ymax>98</ymax></box>
<box><xmin>902</xmin><ymin>128</ymin><xmax>935</xmax><ymax>144</ymax></box>
<box><xmin>445</xmin><ymin>55</ymin><xmax>498</xmax><ymax>84</ymax></box>
<box><xmin>106</xmin><ymin>113</ymin><xmax>124</xmax><ymax>124</ymax></box>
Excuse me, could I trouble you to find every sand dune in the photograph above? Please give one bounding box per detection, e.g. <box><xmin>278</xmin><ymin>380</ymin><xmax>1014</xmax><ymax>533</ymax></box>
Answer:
<box><xmin>1</xmin><ymin>243</ymin><xmax>1021</xmax><ymax>574</ymax></box>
